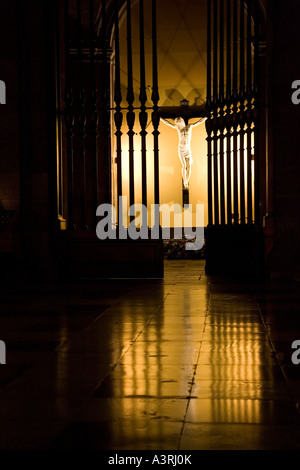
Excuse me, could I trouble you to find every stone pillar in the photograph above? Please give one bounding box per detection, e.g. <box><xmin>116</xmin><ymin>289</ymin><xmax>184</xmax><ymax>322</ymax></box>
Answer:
<box><xmin>267</xmin><ymin>0</ymin><xmax>300</xmax><ymax>280</ymax></box>
<box><xmin>0</xmin><ymin>1</ymin><xmax>20</xmax><ymax>278</ymax></box>
<box><xmin>17</xmin><ymin>0</ymin><xmax>57</xmax><ymax>280</ymax></box>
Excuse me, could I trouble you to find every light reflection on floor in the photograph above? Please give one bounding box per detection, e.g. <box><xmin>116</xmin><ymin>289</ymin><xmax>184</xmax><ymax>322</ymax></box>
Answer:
<box><xmin>0</xmin><ymin>260</ymin><xmax>300</xmax><ymax>450</ymax></box>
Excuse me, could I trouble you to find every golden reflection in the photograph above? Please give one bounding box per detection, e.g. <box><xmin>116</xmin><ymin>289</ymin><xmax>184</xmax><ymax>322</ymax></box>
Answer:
<box><xmin>96</xmin><ymin>273</ymin><xmax>278</xmax><ymax>444</ymax></box>
<box><xmin>108</xmin><ymin>284</ymin><xmax>208</xmax><ymax>403</ymax></box>
<box><xmin>187</xmin><ymin>398</ymin><xmax>274</xmax><ymax>424</ymax></box>
<box><xmin>196</xmin><ymin>294</ymin><xmax>277</xmax><ymax>424</ymax></box>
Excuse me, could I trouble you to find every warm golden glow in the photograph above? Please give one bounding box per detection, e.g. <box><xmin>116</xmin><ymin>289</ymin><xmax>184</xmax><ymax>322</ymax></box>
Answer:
<box><xmin>113</xmin><ymin>0</ymin><xmax>208</xmax><ymax>227</ymax></box>
<box><xmin>94</xmin><ymin>271</ymin><xmax>276</xmax><ymax>441</ymax></box>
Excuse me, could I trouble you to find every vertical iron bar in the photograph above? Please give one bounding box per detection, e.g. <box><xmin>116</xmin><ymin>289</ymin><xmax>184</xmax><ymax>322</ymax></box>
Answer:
<box><xmin>152</xmin><ymin>0</ymin><xmax>160</xmax><ymax>211</ymax></box>
<box><xmin>77</xmin><ymin>0</ymin><xmax>87</xmax><ymax>229</ymax></box>
<box><xmin>55</xmin><ymin>0</ymin><xmax>63</xmax><ymax>219</ymax></box>
<box><xmin>206</xmin><ymin>126</ymin><xmax>213</xmax><ymax>225</ymax></box>
<box><xmin>239</xmin><ymin>126</ymin><xmax>246</xmax><ymax>224</ymax></box>
<box><xmin>239</xmin><ymin>0</ymin><xmax>245</xmax><ymax>224</ymax></box>
<box><xmin>64</xmin><ymin>0</ymin><xmax>75</xmax><ymax>229</ymax></box>
<box><xmin>226</xmin><ymin>0</ymin><xmax>231</xmax><ymax>98</ymax></box>
<box><xmin>226</xmin><ymin>124</ymin><xmax>232</xmax><ymax>225</ymax></box>
<box><xmin>232</xmin><ymin>134</ymin><xmax>239</xmax><ymax>225</ymax></box>
<box><xmin>207</xmin><ymin>0</ymin><xmax>213</xmax><ymax>226</ymax></box>
<box><xmin>213</xmin><ymin>0</ymin><xmax>219</xmax><ymax>225</ymax></box>
<box><xmin>207</xmin><ymin>127</ymin><xmax>213</xmax><ymax>227</ymax></box>
<box><xmin>233</xmin><ymin>0</ymin><xmax>238</xmax><ymax>94</ymax></box>
<box><xmin>254</xmin><ymin>0</ymin><xmax>259</xmax><ymax>94</ymax></box>
<box><xmin>226</xmin><ymin>0</ymin><xmax>232</xmax><ymax>225</ymax></box>
<box><xmin>89</xmin><ymin>0</ymin><xmax>98</xmax><ymax>226</ymax></box>
<box><xmin>90</xmin><ymin>0</ymin><xmax>96</xmax><ymax>103</ymax></box>
<box><xmin>114</xmin><ymin>0</ymin><xmax>122</xmax><ymax>107</ymax></box>
<box><xmin>114</xmin><ymin>0</ymin><xmax>123</xmax><ymax>232</ymax></box>
<box><xmin>219</xmin><ymin>0</ymin><xmax>225</xmax><ymax>225</ymax></box>
<box><xmin>240</xmin><ymin>0</ymin><xmax>245</xmax><ymax>95</ymax></box>
<box><xmin>139</xmin><ymin>0</ymin><xmax>148</xmax><ymax>210</ymax></box>
<box><xmin>213</xmin><ymin>133</ymin><xmax>219</xmax><ymax>226</ymax></box>
<box><xmin>102</xmin><ymin>0</ymin><xmax>111</xmax><ymax>205</ymax></box>
<box><xmin>213</xmin><ymin>0</ymin><xmax>218</xmax><ymax>104</ymax></box>
<box><xmin>232</xmin><ymin>0</ymin><xmax>239</xmax><ymax>224</ymax></box>
<box><xmin>207</xmin><ymin>0</ymin><xmax>212</xmax><ymax>107</ymax></box>
<box><xmin>219</xmin><ymin>0</ymin><xmax>224</xmax><ymax>102</ymax></box>
<box><xmin>246</xmin><ymin>0</ymin><xmax>253</xmax><ymax>223</ymax></box>
<box><xmin>254</xmin><ymin>0</ymin><xmax>260</xmax><ymax>224</ymax></box>
<box><xmin>246</xmin><ymin>0</ymin><xmax>252</xmax><ymax>94</ymax></box>
<box><xmin>247</xmin><ymin>123</ymin><xmax>253</xmax><ymax>223</ymax></box>
<box><xmin>127</xmin><ymin>0</ymin><xmax>135</xmax><ymax>215</ymax></box>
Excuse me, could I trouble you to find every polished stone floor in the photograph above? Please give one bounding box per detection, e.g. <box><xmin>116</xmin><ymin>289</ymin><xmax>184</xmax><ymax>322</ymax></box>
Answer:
<box><xmin>0</xmin><ymin>260</ymin><xmax>300</xmax><ymax>450</ymax></box>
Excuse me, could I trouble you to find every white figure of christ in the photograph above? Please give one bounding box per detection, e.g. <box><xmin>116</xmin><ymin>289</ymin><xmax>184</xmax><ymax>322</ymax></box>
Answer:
<box><xmin>161</xmin><ymin>116</ymin><xmax>206</xmax><ymax>189</ymax></box>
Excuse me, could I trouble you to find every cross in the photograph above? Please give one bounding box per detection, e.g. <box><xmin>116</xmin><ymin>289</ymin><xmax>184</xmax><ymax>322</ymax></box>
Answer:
<box><xmin>159</xmin><ymin>100</ymin><xmax>207</xmax><ymax>206</ymax></box>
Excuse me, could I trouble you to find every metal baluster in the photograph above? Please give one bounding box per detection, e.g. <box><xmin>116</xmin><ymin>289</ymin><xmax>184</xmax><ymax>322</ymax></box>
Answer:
<box><xmin>55</xmin><ymin>0</ymin><xmax>63</xmax><ymax>220</ymax></box>
<box><xmin>114</xmin><ymin>0</ymin><xmax>123</xmax><ymax>232</ymax></box>
<box><xmin>226</xmin><ymin>0</ymin><xmax>232</xmax><ymax>225</ymax></box>
<box><xmin>139</xmin><ymin>0</ymin><xmax>148</xmax><ymax>211</ymax></box>
<box><xmin>88</xmin><ymin>0</ymin><xmax>98</xmax><ymax>227</ymax></box>
<box><xmin>102</xmin><ymin>0</ymin><xmax>111</xmax><ymax>205</ymax></box>
<box><xmin>213</xmin><ymin>0</ymin><xmax>218</xmax><ymax>103</ymax></box>
<box><xmin>213</xmin><ymin>0</ymin><xmax>219</xmax><ymax>225</ymax></box>
<box><xmin>239</xmin><ymin>0</ymin><xmax>246</xmax><ymax>224</ymax></box>
<box><xmin>127</xmin><ymin>0</ymin><xmax>135</xmax><ymax>217</ymax></box>
<box><xmin>152</xmin><ymin>0</ymin><xmax>160</xmax><ymax>212</ymax></box>
<box><xmin>64</xmin><ymin>0</ymin><xmax>75</xmax><ymax>230</ymax></box>
<box><xmin>232</xmin><ymin>0</ymin><xmax>239</xmax><ymax>224</ymax></box>
<box><xmin>219</xmin><ymin>0</ymin><xmax>225</xmax><ymax>225</ymax></box>
<box><xmin>207</xmin><ymin>0</ymin><xmax>213</xmax><ymax>226</ymax></box>
<box><xmin>233</xmin><ymin>0</ymin><xmax>238</xmax><ymax>98</ymax></box>
<box><xmin>246</xmin><ymin>0</ymin><xmax>253</xmax><ymax>223</ymax></box>
<box><xmin>254</xmin><ymin>0</ymin><xmax>260</xmax><ymax>225</ymax></box>
<box><xmin>76</xmin><ymin>0</ymin><xmax>87</xmax><ymax>229</ymax></box>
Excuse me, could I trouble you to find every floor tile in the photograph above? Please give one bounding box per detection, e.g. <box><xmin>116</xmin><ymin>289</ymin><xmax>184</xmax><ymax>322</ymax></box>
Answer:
<box><xmin>1</xmin><ymin>260</ymin><xmax>300</xmax><ymax>450</ymax></box>
<box><xmin>49</xmin><ymin>420</ymin><xmax>183</xmax><ymax>450</ymax></box>
<box><xmin>185</xmin><ymin>398</ymin><xmax>300</xmax><ymax>424</ymax></box>
<box><xmin>180</xmin><ymin>423</ymin><xmax>300</xmax><ymax>450</ymax></box>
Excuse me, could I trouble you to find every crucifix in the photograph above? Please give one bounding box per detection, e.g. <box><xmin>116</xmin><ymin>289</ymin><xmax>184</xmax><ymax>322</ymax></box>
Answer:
<box><xmin>159</xmin><ymin>100</ymin><xmax>207</xmax><ymax>205</ymax></box>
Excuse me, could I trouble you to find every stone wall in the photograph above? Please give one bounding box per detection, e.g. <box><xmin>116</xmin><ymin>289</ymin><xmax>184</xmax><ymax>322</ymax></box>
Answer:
<box><xmin>267</xmin><ymin>0</ymin><xmax>300</xmax><ymax>280</ymax></box>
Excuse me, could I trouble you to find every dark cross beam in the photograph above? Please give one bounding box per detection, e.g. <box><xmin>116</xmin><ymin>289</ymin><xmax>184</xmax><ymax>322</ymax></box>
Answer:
<box><xmin>158</xmin><ymin>101</ymin><xmax>207</xmax><ymax>206</ymax></box>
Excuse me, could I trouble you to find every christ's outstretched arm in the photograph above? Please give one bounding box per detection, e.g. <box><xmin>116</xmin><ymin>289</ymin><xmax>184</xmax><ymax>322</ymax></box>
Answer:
<box><xmin>160</xmin><ymin>117</ymin><xmax>176</xmax><ymax>128</ymax></box>
<box><xmin>191</xmin><ymin>117</ymin><xmax>207</xmax><ymax>128</ymax></box>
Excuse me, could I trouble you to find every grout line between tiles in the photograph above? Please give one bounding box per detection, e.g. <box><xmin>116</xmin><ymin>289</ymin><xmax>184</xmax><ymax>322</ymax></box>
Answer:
<box><xmin>92</xmin><ymin>283</ymin><xmax>175</xmax><ymax>396</ymax></box>
<box><xmin>177</xmin><ymin>276</ymin><xmax>210</xmax><ymax>450</ymax></box>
